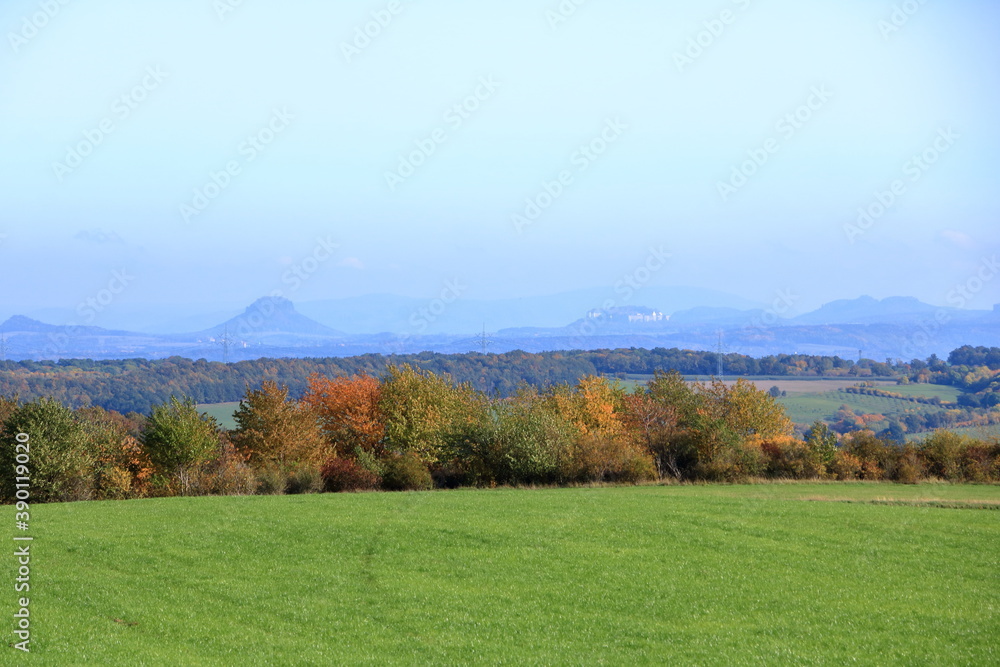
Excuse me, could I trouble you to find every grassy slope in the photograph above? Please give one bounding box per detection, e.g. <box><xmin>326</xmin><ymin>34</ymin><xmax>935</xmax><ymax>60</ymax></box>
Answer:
<box><xmin>12</xmin><ymin>484</ymin><xmax>1000</xmax><ymax>665</ymax></box>
<box><xmin>195</xmin><ymin>402</ymin><xmax>240</xmax><ymax>430</ymax></box>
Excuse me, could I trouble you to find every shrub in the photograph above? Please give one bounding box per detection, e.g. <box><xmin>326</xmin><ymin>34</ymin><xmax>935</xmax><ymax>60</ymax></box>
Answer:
<box><xmin>255</xmin><ymin>465</ymin><xmax>290</xmax><ymax>495</ymax></box>
<box><xmin>381</xmin><ymin>452</ymin><xmax>433</xmax><ymax>491</ymax></box>
<box><xmin>761</xmin><ymin>438</ymin><xmax>825</xmax><ymax>480</ymax></box>
<box><xmin>681</xmin><ymin>415</ymin><xmax>746</xmax><ymax>482</ymax></box>
<box><xmin>379</xmin><ymin>365</ymin><xmax>476</xmax><ymax>465</ymax></box>
<box><xmin>843</xmin><ymin>432</ymin><xmax>897</xmax><ymax>480</ymax></box>
<box><xmin>960</xmin><ymin>443</ymin><xmax>1000</xmax><ymax>483</ymax></box>
<box><xmin>894</xmin><ymin>445</ymin><xmax>925</xmax><ymax>484</ymax></box>
<box><xmin>558</xmin><ymin>433</ymin><xmax>657</xmax><ymax>485</ymax></box>
<box><xmin>321</xmin><ymin>457</ymin><xmax>381</xmax><ymax>492</ymax></box>
<box><xmin>214</xmin><ymin>434</ymin><xmax>256</xmax><ymax>496</ymax></box>
<box><xmin>99</xmin><ymin>466</ymin><xmax>135</xmax><ymax>500</ymax></box>
<box><xmin>920</xmin><ymin>431</ymin><xmax>967</xmax><ymax>481</ymax></box>
<box><xmin>830</xmin><ymin>451</ymin><xmax>862</xmax><ymax>480</ymax></box>
<box><xmin>805</xmin><ymin>421</ymin><xmax>838</xmax><ymax>469</ymax></box>
<box><xmin>304</xmin><ymin>373</ymin><xmax>385</xmax><ymax>457</ymax></box>
<box><xmin>462</xmin><ymin>396</ymin><xmax>570</xmax><ymax>486</ymax></box>
<box><xmin>612</xmin><ymin>449</ymin><xmax>658</xmax><ymax>484</ymax></box>
<box><xmin>286</xmin><ymin>465</ymin><xmax>323</xmax><ymax>495</ymax></box>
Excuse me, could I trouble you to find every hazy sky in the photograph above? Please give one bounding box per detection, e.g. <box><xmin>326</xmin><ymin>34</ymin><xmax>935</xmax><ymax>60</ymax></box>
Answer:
<box><xmin>1</xmin><ymin>0</ymin><xmax>998</xmax><ymax>322</ymax></box>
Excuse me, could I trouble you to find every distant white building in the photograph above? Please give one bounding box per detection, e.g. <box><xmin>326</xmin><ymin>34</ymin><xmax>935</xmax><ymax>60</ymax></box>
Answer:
<box><xmin>587</xmin><ymin>307</ymin><xmax>668</xmax><ymax>323</ymax></box>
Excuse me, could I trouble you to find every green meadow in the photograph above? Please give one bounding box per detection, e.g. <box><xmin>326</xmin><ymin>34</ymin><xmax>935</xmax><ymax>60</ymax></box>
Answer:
<box><xmin>9</xmin><ymin>483</ymin><xmax>999</xmax><ymax>664</ymax></box>
<box><xmin>195</xmin><ymin>402</ymin><xmax>240</xmax><ymax>430</ymax></box>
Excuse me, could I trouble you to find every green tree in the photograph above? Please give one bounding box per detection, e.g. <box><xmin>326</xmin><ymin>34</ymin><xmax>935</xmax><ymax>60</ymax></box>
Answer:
<box><xmin>142</xmin><ymin>397</ymin><xmax>220</xmax><ymax>476</ymax></box>
<box><xmin>805</xmin><ymin>420</ymin><xmax>838</xmax><ymax>467</ymax></box>
<box><xmin>1</xmin><ymin>398</ymin><xmax>94</xmax><ymax>502</ymax></box>
<box><xmin>646</xmin><ymin>370</ymin><xmax>702</xmax><ymax>425</ymax></box>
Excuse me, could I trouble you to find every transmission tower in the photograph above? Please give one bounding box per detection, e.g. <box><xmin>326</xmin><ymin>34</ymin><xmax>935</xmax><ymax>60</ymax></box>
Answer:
<box><xmin>716</xmin><ymin>330</ymin><xmax>725</xmax><ymax>379</ymax></box>
<box><xmin>478</xmin><ymin>323</ymin><xmax>493</xmax><ymax>355</ymax></box>
<box><xmin>0</xmin><ymin>331</ymin><xmax>7</xmax><ymax>362</ymax></box>
<box><xmin>218</xmin><ymin>325</ymin><xmax>236</xmax><ymax>364</ymax></box>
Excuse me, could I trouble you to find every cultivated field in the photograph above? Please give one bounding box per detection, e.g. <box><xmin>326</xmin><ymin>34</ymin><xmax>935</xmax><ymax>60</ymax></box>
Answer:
<box><xmin>14</xmin><ymin>483</ymin><xmax>999</xmax><ymax>664</ymax></box>
<box><xmin>775</xmin><ymin>391</ymin><xmax>948</xmax><ymax>425</ymax></box>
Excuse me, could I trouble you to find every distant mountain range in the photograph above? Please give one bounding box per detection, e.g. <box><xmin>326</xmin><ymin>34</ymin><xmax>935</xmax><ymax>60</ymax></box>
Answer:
<box><xmin>0</xmin><ymin>295</ymin><xmax>996</xmax><ymax>362</ymax></box>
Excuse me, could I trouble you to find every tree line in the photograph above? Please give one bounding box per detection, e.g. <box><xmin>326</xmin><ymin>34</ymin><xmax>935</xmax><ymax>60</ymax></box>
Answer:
<box><xmin>3</xmin><ymin>366</ymin><xmax>998</xmax><ymax>504</ymax></box>
<box><xmin>0</xmin><ymin>347</ymin><xmax>930</xmax><ymax>415</ymax></box>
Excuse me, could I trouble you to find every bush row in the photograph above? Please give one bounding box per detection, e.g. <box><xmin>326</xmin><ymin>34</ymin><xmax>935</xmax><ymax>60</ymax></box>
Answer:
<box><xmin>2</xmin><ymin>368</ymin><xmax>998</xmax><ymax>503</ymax></box>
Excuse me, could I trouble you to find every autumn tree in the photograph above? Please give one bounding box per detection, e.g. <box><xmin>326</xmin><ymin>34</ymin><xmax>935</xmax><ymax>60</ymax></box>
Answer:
<box><xmin>379</xmin><ymin>365</ymin><xmax>481</xmax><ymax>465</ymax></box>
<box><xmin>542</xmin><ymin>376</ymin><xmax>656</xmax><ymax>483</ymax></box>
<box><xmin>698</xmin><ymin>378</ymin><xmax>794</xmax><ymax>442</ymax></box>
<box><xmin>303</xmin><ymin>373</ymin><xmax>385</xmax><ymax>458</ymax></box>
<box><xmin>623</xmin><ymin>392</ymin><xmax>681</xmax><ymax>478</ymax></box>
<box><xmin>232</xmin><ymin>381</ymin><xmax>328</xmax><ymax>467</ymax></box>
<box><xmin>77</xmin><ymin>406</ymin><xmax>153</xmax><ymax>500</ymax></box>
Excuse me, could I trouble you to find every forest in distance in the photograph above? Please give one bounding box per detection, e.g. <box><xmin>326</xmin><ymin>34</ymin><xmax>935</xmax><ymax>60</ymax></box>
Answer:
<box><xmin>1</xmin><ymin>346</ymin><xmax>998</xmax><ymax>404</ymax></box>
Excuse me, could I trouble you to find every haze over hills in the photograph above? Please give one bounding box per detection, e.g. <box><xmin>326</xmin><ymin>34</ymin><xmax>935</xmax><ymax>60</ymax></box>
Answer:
<box><xmin>0</xmin><ymin>294</ymin><xmax>995</xmax><ymax>363</ymax></box>
<box><xmin>1</xmin><ymin>286</ymin><xmax>762</xmax><ymax>336</ymax></box>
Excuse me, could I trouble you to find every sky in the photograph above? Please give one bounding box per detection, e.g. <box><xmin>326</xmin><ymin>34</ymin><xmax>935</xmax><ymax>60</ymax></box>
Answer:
<box><xmin>1</xmin><ymin>0</ymin><xmax>998</xmax><ymax>325</ymax></box>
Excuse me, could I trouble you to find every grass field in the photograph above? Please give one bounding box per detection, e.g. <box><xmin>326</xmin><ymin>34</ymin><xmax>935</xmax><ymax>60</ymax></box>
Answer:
<box><xmin>13</xmin><ymin>483</ymin><xmax>999</xmax><ymax>664</ymax></box>
<box><xmin>196</xmin><ymin>402</ymin><xmax>240</xmax><ymax>430</ymax></box>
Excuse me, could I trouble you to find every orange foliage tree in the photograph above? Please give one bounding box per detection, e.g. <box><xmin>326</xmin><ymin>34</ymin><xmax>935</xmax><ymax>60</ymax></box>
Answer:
<box><xmin>303</xmin><ymin>373</ymin><xmax>385</xmax><ymax>458</ymax></box>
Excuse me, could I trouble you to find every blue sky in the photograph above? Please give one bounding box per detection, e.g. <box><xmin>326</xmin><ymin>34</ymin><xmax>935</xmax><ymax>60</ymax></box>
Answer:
<box><xmin>1</xmin><ymin>0</ymin><xmax>998</xmax><ymax>324</ymax></box>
